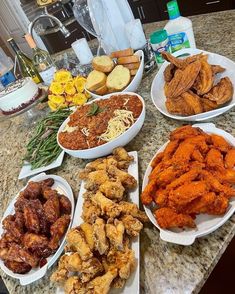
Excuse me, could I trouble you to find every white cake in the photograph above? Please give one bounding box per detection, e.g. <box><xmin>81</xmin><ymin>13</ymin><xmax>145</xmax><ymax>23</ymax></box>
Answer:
<box><xmin>0</xmin><ymin>77</ymin><xmax>39</xmax><ymax>114</ymax></box>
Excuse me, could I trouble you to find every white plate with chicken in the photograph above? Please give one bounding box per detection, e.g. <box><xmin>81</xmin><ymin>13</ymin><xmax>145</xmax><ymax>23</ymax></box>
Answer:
<box><xmin>53</xmin><ymin>147</ymin><xmax>148</xmax><ymax>294</ymax></box>
<box><xmin>0</xmin><ymin>173</ymin><xmax>74</xmax><ymax>285</ymax></box>
<box><xmin>151</xmin><ymin>48</ymin><xmax>235</xmax><ymax>121</ymax></box>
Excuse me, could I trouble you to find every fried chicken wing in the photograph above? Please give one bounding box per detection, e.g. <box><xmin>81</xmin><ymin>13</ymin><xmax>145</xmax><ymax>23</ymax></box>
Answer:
<box><xmin>85</xmin><ymin>170</ymin><xmax>110</xmax><ymax>191</ymax></box>
<box><xmin>162</xmin><ymin>140</ymin><xmax>179</xmax><ymax>161</ymax></box>
<box><xmin>4</xmin><ymin>260</ymin><xmax>32</xmax><ymax>274</ymax></box>
<box><xmin>80</xmin><ymin>257</ymin><xmax>104</xmax><ymax>283</ymax></box>
<box><xmin>141</xmin><ymin>179</ymin><xmax>156</xmax><ymax>205</ymax></box>
<box><xmin>51</xmin><ymin>254</ymin><xmax>70</xmax><ymax>284</ymax></box>
<box><xmin>64</xmin><ymin>276</ymin><xmax>86</xmax><ymax>294</ymax></box>
<box><xmin>154</xmin><ymin>189</ymin><xmax>169</xmax><ymax>207</ymax></box>
<box><xmin>172</xmin><ymin>142</ymin><xmax>195</xmax><ymax>164</ymax></box>
<box><xmin>182</xmin><ymin>192</ymin><xmax>216</xmax><ymax>214</ymax></box>
<box><xmin>93</xmin><ymin>218</ymin><xmax>109</xmax><ymax>255</ymax></box>
<box><xmin>206</xmin><ymin>194</ymin><xmax>229</xmax><ymax>215</ymax></box>
<box><xmin>80</xmin><ymin>223</ymin><xmax>95</xmax><ymax>251</ymax></box>
<box><xmin>82</xmin><ymin>199</ymin><xmax>101</xmax><ymax>224</ymax></box>
<box><xmin>206</xmin><ymin>148</ymin><xmax>224</xmax><ymax>170</ymax></box>
<box><xmin>168</xmin><ymin>181</ymin><xmax>208</xmax><ymax>211</ymax></box>
<box><xmin>166</xmin><ymin>96</ymin><xmax>195</xmax><ymax>115</ymax></box>
<box><xmin>48</xmin><ymin>215</ymin><xmax>70</xmax><ymax>250</ymax></box>
<box><xmin>191</xmin><ymin>149</ymin><xmax>204</xmax><ymax>162</ymax></box>
<box><xmin>23</xmin><ymin>205</ymin><xmax>40</xmax><ymax>234</ymax></box>
<box><xmin>59</xmin><ymin>195</ymin><xmax>72</xmax><ymax>215</ymax></box>
<box><xmin>107</xmin><ymin>166</ymin><xmax>137</xmax><ymax>189</ymax></box>
<box><xmin>120</xmin><ymin>215</ymin><xmax>143</xmax><ymax>237</ymax></box>
<box><xmin>87</xmin><ymin>269</ymin><xmax>118</xmax><ymax>294</ymax></box>
<box><xmin>201</xmin><ymin>97</ymin><xmax>218</xmax><ymax>112</ymax></box>
<box><xmin>113</xmin><ymin>147</ymin><xmax>133</xmax><ymax>163</ymax></box>
<box><xmin>211</xmin><ymin>134</ymin><xmax>231</xmax><ymax>152</ymax></box>
<box><xmin>155</xmin><ymin>207</ymin><xmax>196</xmax><ymax>229</ymax></box>
<box><xmin>170</xmin><ymin>125</ymin><xmax>203</xmax><ymax>141</ymax></box>
<box><xmin>193</xmin><ymin>58</ymin><xmax>213</xmax><ymax>95</ymax></box>
<box><xmin>22</xmin><ymin>181</ymin><xmax>42</xmax><ymax>199</ymax></box>
<box><xmin>23</xmin><ymin>233</ymin><xmax>51</xmax><ymax>258</ymax></box>
<box><xmin>165</xmin><ymin>60</ymin><xmax>201</xmax><ymax>99</ymax></box>
<box><xmin>166</xmin><ymin>168</ymin><xmax>200</xmax><ymax>191</ymax></box>
<box><xmin>92</xmin><ymin>191</ymin><xmax>121</xmax><ymax>219</ymax></box>
<box><xmin>6</xmin><ymin>243</ymin><xmax>39</xmax><ymax>268</ymax></box>
<box><xmin>151</xmin><ymin>151</ymin><xmax>164</xmax><ymax>168</ymax></box>
<box><xmin>2</xmin><ymin>215</ymin><xmax>24</xmax><ymax>242</ymax></box>
<box><xmin>66</xmin><ymin>228</ymin><xmax>93</xmax><ymax>260</ymax></box>
<box><xmin>225</xmin><ymin>149</ymin><xmax>235</xmax><ymax>168</ymax></box>
<box><xmin>43</xmin><ymin>194</ymin><xmax>60</xmax><ymax>224</ymax></box>
<box><xmin>106</xmin><ymin>219</ymin><xmax>125</xmax><ymax>251</ymax></box>
<box><xmin>203</xmin><ymin>77</ymin><xmax>233</xmax><ymax>105</ymax></box>
<box><xmin>99</xmin><ymin>180</ymin><xmax>125</xmax><ymax>201</ymax></box>
<box><xmin>119</xmin><ymin>201</ymin><xmax>148</xmax><ymax>223</ymax></box>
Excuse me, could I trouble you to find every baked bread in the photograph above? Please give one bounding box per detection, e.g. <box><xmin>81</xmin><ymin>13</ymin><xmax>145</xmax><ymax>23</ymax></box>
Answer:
<box><xmin>95</xmin><ymin>84</ymin><xmax>108</xmax><ymax>95</ymax></box>
<box><xmin>124</xmin><ymin>62</ymin><xmax>140</xmax><ymax>70</ymax></box>
<box><xmin>117</xmin><ymin>55</ymin><xmax>140</xmax><ymax>65</ymax></box>
<box><xmin>106</xmin><ymin>65</ymin><xmax>130</xmax><ymax>91</ymax></box>
<box><xmin>92</xmin><ymin>56</ymin><xmax>114</xmax><ymax>73</ymax></box>
<box><xmin>86</xmin><ymin>70</ymin><xmax>107</xmax><ymax>92</ymax></box>
<box><xmin>130</xmin><ymin>69</ymin><xmax>138</xmax><ymax>76</ymax></box>
<box><xmin>110</xmin><ymin>48</ymin><xmax>134</xmax><ymax>58</ymax></box>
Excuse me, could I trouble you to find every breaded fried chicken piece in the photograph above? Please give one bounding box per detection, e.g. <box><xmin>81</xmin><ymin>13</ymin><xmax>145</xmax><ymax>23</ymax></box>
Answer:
<box><xmin>82</xmin><ymin>199</ymin><xmax>101</xmax><ymax>224</ymax></box>
<box><xmin>106</xmin><ymin>219</ymin><xmax>125</xmax><ymax>251</ymax></box>
<box><xmin>85</xmin><ymin>170</ymin><xmax>110</xmax><ymax>191</ymax></box>
<box><xmin>168</xmin><ymin>181</ymin><xmax>208</xmax><ymax>211</ymax></box>
<box><xmin>80</xmin><ymin>223</ymin><xmax>95</xmax><ymax>251</ymax></box>
<box><xmin>155</xmin><ymin>207</ymin><xmax>196</xmax><ymax>229</ymax></box>
<box><xmin>92</xmin><ymin>191</ymin><xmax>121</xmax><ymax>219</ymax></box>
<box><xmin>119</xmin><ymin>201</ymin><xmax>148</xmax><ymax>223</ymax></box>
<box><xmin>107</xmin><ymin>166</ymin><xmax>137</xmax><ymax>190</ymax></box>
<box><xmin>93</xmin><ymin>218</ymin><xmax>109</xmax><ymax>255</ymax></box>
<box><xmin>113</xmin><ymin>147</ymin><xmax>133</xmax><ymax>163</ymax></box>
<box><xmin>64</xmin><ymin>276</ymin><xmax>87</xmax><ymax>294</ymax></box>
<box><xmin>225</xmin><ymin>149</ymin><xmax>235</xmax><ymax>168</ymax></box>
<box><xmin>87</xmin><ymin>269</ymin><xmax>118</xmax><ymax>294</ymax></box>
<box><xmin>99</xmin><ymin>180</ymin><xmax>125</xmax><ymax>201</ymax></box>
<box><xmin>66</xmin><ymin>228</ymin><xmax>93</xmax><ymax>261</ymax></box>
<box><xmin>120</xmin><ymin>215</ymin><xmax>143</xmax><ymax>237</ymax></box>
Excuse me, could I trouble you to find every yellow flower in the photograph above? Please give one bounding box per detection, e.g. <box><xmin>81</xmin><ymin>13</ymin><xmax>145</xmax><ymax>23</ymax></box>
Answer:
<box><xmin>74</xmin><ymin>76</ymin><xmax>86</xmax><ymax>93</ymax></box>
<box><xmin>48</xmin><ymin>100</ymin><xmax>58</xmax><ymax>111</ymax></box>
<box><xmin>49</xmin><ymin>82</ymin><xmax>64</xmax><ymax>95</ymax></box>
<box><xmin>72</xmin><ymin>93</ymin><xmax>87</xmax><ymax>105</ymax></box>
<box><xmin>65</xmin><ymin>95</ymin><xmax>74</xmax><ymax>102</ymax></box>
<box><xmin>48</xmin><ymin>94</ymin><xmax>65</xmax><ymax>105</ymax></box>
<box><xmin>54</xmin><ymin>70</ymin><xmax>72</xmax><ymax>83</ymax></box>
<box><xmin>64</xmin><ymin>81</ymin><xmax>76</xmax><ymax>95</ymax></box>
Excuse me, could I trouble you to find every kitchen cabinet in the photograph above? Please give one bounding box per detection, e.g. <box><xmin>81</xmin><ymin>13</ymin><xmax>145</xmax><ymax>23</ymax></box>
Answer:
<box><xmin>128</xmin><ymin>0</ymin><xmax>161</xmax><ymax>23</ymax></box>
<box><xmin>158</xmin><ymin>0</ymin><xmax>235</xmax><ymax>20</ymax></box>
<box><xmin>128</xmin><ymin>0</ymin><xmax>235</xmax><ymax>23</ymax></box>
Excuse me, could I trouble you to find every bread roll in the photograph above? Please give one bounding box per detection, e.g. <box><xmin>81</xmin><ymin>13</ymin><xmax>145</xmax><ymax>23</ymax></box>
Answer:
<box><xmin>95</xmin><ymin>84</ymin><xmax>108</xmax><ymax>95</ymax></box>
<box><xmin>86</xmin><ymin>70</ymin><xmax>107</xmax><ymax>92</ymax></box>
<box><xmin>110</xmin><ymin>48</ymin><xmax>134</xmax><ymax>58</ymax></box>
<box><xmin>117</xmin><ymin>55</ymin><xmax>140</xmax><ymax>65</ymax></box>
<box><xmin>106</xmin><ymin>65</ymin><xmax>130</xmax><ymax>91</ymax></box>
<box><xmin>92</xmin><ymin>56</ymin><xmax>114</xmax><ymax>73</ymax></box>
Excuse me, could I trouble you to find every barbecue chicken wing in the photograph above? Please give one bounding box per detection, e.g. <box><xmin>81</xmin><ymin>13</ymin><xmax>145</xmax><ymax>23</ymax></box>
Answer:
<box><xmin>48</xmin><ymin>215</ymin><xmax>70</xmax><ymax>250</ymax></box>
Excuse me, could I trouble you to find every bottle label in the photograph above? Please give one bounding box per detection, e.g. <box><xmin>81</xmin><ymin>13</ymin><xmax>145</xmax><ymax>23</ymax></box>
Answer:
<box><xmin>32</xmin><ymin>75</ymin><xmax>41</xmax><ymax>84</ymax></box>
<box><xmin>151</xmin><ymin>39</ymin><xmax>171</xmax><ymax>64</ymax></box>
<box><xmin>39</xmin><ymin>66</ymin><xmax>57</xmax><ymax>86</ymax></box>
<box><xmin>168</xmin><ymin>32</ymin><xmax>190</xmax><ymax>53</ymax></box>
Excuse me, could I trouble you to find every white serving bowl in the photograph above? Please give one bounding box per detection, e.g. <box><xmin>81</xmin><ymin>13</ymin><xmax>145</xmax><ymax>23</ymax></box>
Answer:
<box><xmin>142</xmin><ymin>123</ymin><xmax>235</xmax><ymax>246</ymax></box>
<box><xmin>57</xmin><ymin>92</ymin><xmax>145</xmax><ymax>159</ymax></box>
<box><xmin>85</xmin><ymin>50</ymin><xmax>144</xmax><ymax>99</ymax></box>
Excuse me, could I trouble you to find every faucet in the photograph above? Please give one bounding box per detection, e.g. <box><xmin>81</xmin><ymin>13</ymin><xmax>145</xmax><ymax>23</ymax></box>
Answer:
<box><xmin>28</xmin><ymin>6</ymin><xmax>71</xmax><ymax>40</ymax></box>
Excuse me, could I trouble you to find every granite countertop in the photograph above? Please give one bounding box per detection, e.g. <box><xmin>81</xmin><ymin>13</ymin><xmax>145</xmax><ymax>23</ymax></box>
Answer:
<box><xmin>0</xmin><ymin>9</ymin><xmax>235</xmax><ymax>294</ymax></box>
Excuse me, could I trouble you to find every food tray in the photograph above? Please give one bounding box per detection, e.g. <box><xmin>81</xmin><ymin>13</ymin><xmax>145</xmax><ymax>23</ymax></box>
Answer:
<box><xmin>142</xmin><ymin>123</ymin><xmax>235</xmax><ymax>245</ymax></box>
<box><xmin>151</xmin><ymin>48</ymin><xmax>235</xmax><ymax>121</ymax></box>
<box><xmin>56</xmin><ymin>151</ymin><xmax>140</xmax><ymax>294</ymax></box>
<box><xmin>0</xmin><ymin>173</ymin><xmax>74</xmax><ymax>285</ymax></box>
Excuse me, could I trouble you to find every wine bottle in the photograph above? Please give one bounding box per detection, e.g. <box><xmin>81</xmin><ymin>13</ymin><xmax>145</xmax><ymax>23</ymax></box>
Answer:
<box><xmin>7</xmin><ymin>38</ymin><xmax>42</xmax><ymax>84</ymax></box>
<box><xmin>25</xmin><ymin>34</ymin><xmax>57</xmax><ymax>86</ymax></box>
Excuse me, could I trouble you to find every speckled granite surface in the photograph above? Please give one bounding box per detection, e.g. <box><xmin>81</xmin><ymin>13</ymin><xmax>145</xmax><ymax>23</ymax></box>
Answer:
<box><xmin>0</xmin><ymin>10</ymin><xmax>235</xmax><ymax>294</ymax></box>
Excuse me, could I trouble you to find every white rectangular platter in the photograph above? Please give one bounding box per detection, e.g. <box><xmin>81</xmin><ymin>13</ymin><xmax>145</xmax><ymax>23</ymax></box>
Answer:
<box><xmin>56</xmin><ymin>151</ymin><xmax>139</xmax><ymax>294</ymax></box>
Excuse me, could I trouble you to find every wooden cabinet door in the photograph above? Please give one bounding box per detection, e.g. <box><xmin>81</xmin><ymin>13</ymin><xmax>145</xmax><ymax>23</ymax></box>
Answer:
<box><xmin>158</xmin><ymin>0</ymin><xmax>234</xmax><ymax>20</ymax></box>
<box><xmin>128</xmin><ymin>0</ymin><xmax>161</xmax><ymax>23</ymax></box>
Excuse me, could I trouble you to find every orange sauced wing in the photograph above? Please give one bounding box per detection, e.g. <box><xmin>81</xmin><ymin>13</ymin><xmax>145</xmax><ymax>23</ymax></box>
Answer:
<box><xmin>225</xmin><ymin>149</ymin><xmax>235</xmax><ymax>168</ymax></box>
<box><xmin>151</xmin><ymin>152</ymin><xmax>164</xmax><ymax>168</ymax></box>
<box><xmin>155</xmin><ymin>207</ymin><xmax>196</xmax><ymax>229</ymax></box>
<box><xmin>206</xmin><ymin>194</ymin><xmax>229</xmax><ymax>215</ymax></box>
<box><xmin>141</xmin><ymin>180</ymin><xmax>157</xmax><ymax>205</ymax></box>
<box><xmin>170</xmin><ymin>125</ymin><xmax>203</xmax><ymax>141</ymax></box>
<box><xmin>183</xmin><ymin>192</ymin><xmax>216</xmax><ymax>214</ymax></box>
<box><xmin>205</xmin><ymin>148</ymin><xmax>224</xmax><ymax>170</ymax></box>
<box><xmin>211</xmin><ymin>134</ymin><xmax>231</xmax><ymax>152</ymax></box>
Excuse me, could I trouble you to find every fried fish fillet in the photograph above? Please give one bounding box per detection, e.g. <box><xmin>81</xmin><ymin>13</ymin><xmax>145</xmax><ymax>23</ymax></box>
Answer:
<box><xmin>161</xmin><ymin>51</ymin><xmax>202</xmax><ymax>69</ymax></box>
<box><xmin>165</xmin><ymin>61</ymin><xmax>201</xmax><ymax>99</ymax></box>
<box><xmin>181</xmin><ymin>91</ymin><xmax>203</xmax><ymax>114</ymax></box>
<box><xmin>165</xmin><ymin>96</ymin><xmax>194</xmax><ymax>115</ymax></box>
<box><xmin>203</xmin><ymin>77</ymin><xmax>233</xmax><ymax>105</ymax></box>
<box><xmin>193</xmin><ymin>58</ymin><xmax>214</xmax><ymax>95</ymax></box>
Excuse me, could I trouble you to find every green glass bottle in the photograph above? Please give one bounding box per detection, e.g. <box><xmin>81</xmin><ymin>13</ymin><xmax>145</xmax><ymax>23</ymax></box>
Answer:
<box><xmin>7</xmin><ymin>38</ymin><xmax>42</xmax><ymax>84</ymax></box>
